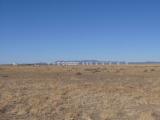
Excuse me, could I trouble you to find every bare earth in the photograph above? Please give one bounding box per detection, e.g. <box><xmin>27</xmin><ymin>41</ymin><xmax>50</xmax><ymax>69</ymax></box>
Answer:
<box><xmin>0</xmin><ymin>65</ymin><xmax>160</xmax><ymax>120</ymax></box>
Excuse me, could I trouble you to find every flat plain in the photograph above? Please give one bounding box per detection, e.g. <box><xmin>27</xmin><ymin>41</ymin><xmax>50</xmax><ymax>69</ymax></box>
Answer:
<box><xmin>0</xmin><ymin>65</ymin><xmax>160</xmax><ymax>120</ymax></box>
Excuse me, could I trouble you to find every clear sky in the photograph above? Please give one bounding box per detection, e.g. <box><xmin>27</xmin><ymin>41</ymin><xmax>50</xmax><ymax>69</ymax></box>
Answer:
<box><xmin>0</xmin><ymin>0</ymin><xmax>160</xmax><ymax>64</ymax></box>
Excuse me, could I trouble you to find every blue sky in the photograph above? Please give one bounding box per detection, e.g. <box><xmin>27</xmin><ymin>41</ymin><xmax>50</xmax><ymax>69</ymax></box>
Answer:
<box><xmin>0</xmin><ymin>0</ymin><xmax>160</xmax><ymax>64</ymax></box>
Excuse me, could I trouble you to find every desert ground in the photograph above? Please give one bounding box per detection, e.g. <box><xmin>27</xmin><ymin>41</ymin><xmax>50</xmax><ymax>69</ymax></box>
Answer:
<box><xmin>0</xmin><ymin>65</ymin><xmax>160</xmax><ymax>120</ymax></box>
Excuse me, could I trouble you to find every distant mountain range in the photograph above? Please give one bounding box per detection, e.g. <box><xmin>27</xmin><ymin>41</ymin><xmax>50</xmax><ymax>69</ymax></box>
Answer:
<box><xmin>1</xmin><ymin>60</ymin><xmax>160</xmax><ymax>66</ymax></box>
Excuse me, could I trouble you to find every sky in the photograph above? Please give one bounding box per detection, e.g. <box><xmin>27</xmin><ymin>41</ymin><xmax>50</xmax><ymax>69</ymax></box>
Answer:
<box><xmin>0</xmin><ymin>0</ymin><xmax>160</xmax><ymax>64</ymax></box>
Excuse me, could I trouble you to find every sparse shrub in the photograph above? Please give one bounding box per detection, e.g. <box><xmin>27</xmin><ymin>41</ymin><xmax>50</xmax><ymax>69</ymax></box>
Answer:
<box><xmin>150</xmin><ymin>69</ymin><xmax>155</xmax><ymax>71</ymax></box>
<box><xmin>84</xmin><ymin>68</ymin><xmax>92</xmax><ymax>71</ymax></box>
<box><xmin>144</xmin><ymin>69</ymin><xmax>148</xmax><ymax>72</ymax></box>
<box><xmin>92</xmin><ymin>69</ymin><xmax>101</xmax><ymax>73</ymax></box>
<box><xmin>3</xmin><ymin>75</ymin><xmax>8</xmax><ymax>78</ymax></box>
<box><xmin>116</xmin><ymin>70</ymin><xmax>120</xmax><ymax>73</ymax></box>
<box><xmin>76</xmin><ymin>72</ymin><xmax>82</xmax><ymax>75</ymax></box>
<box><xmin>0</xmin><ymin>74</ymin><xmax>8</xmax><ymax>78</ymax></box>
<box><xmin>1</xmin><ymin>75</ymin><xmax>8</xmax><ymax>78</ymax></box>
<box><xmin>119</xmin><ymin>68</ymin><xmax>124</xmax><ymax>71</ymax></box>
<box><xmin>152</xmin><ymin>112</ymin><xmax>160</xmax><ymax>119</ymax></box>
<box><xmin>84</xmin><ymin>68</ymin><xmax>101</xmax><ymax>73</ymax></box>
<box><xmin>57</xmin><ymin>73</ymin><xmax>60</xmax><ymax>76</ymax></box>
<box><xmin>68</xmin><ymin>69</ymin><xmax>72</xmax><ymax>72</ymax></box>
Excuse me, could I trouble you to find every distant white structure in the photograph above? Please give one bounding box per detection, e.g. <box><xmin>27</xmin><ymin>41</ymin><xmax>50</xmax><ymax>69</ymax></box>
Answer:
<box><xmin>82</xmin><ymin>62</ymin><xmax>86</xmax><ymax>65</ymax></box>
<box><xmin>125</xmin><ymin>62</ymin><xmax>128</xmax><ymax>65</ymax></box>
<box><xmin>55</xmin><ymin>60</ymin><xmax>128</xmax><ymax>66</ymax></box>
<box><xmin>55</xmin><ymin>61</ymin><xmax>80</xmax><ymax>66</ymax></box>
<box><xmin>12</xmin><ymin>62</ymin><xmax>17</xmax><ymax>66</ymax></box>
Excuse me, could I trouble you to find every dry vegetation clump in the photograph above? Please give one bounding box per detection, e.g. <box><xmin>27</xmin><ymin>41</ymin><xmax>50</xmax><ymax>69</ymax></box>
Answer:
<box><xmin>0</xmin><ymin>74</ymin><xmax>8</xmax><ymax>78</ymax></box>
<box><xmin>0</xmin><ymin>65</ymin><xmax>160</xmax><ymax>120</ymax></box>
<box><xmin>76</xmin><ymin>72</ymin><xmax>82</xmax><ymax>75</ymax></box>
<box><xmin>150</xmin><ymin>68</ymin><xmax>155</xmax><ymax>72</ymax></box>
<box><xmin>144</xmin><ymin>68</ymin><xmax>156</xmax><ymax>73</ymax></box>
<box><xmin>84</xmin><ymin>68</ymin><xmax>102</xmax><ymax>73</ymax></box>
<box><xmin>144</xmin><ymin>69</ymin><xmax>148</xmax><ymax>72</ymax></box>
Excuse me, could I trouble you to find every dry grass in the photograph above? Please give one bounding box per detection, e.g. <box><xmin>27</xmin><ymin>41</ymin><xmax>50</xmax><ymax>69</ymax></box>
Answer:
<box><xmin>0</xmin><ymin>65</ymin><xmax>160</xmax><ymax>120</ymax></box>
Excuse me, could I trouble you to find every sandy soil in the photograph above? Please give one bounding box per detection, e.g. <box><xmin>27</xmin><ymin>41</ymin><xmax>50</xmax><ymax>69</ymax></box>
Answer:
<box><xmin>0</xmin><ymin>65</ymin><xmax>160</xmax><ymax>120</ymax></box>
